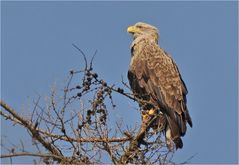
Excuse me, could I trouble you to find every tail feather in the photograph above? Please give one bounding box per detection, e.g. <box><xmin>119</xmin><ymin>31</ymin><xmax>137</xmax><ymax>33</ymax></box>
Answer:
<box><xmin>165</xmin><ymin>115</ymin><xmax>180</xmax><ymax>138</ymax></box>
<box><xmin>173</xmin><ymin>137</ymin><xmax>183</xmax><ymax>149</ymax></box>
<box><xmin>165</xmin><ymin>125</ymin><xmax>183</xmax><ymax>150</ymax></box>
<box><xmin>165</xmin><ymin>114</ymin><xmax>184</xmax><ymax>150</ymax></box>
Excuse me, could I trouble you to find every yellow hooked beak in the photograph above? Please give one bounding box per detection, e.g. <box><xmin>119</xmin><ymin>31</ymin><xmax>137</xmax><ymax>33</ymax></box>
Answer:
<box><xmin>127</xmin><ymin>26</ymin><xmax>141</xmax><ymax>33</ymax></box>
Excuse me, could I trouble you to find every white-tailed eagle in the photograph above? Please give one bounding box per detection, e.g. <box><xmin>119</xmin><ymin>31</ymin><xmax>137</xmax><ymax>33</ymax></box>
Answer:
<box><xmin>127</xmin><ymin>22</ymin><xmax>192</xmax><ymax>149</ymax></box>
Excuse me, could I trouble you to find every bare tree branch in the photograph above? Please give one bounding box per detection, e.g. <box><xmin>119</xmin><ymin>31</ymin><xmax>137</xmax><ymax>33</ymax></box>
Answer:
<box><xmin>0</xmin><ymin>152</ymin><xmax>62</xmax><ymax>160</ymax></box>
<box><xmin>1</xmin><ymin>49</ymin><xmax>193</xmax><ymax>164</ymax></box>
<box><xmin>0</xmin><ymin>100</ymin><xmax>64</xmax><ymax>163</ymax></box>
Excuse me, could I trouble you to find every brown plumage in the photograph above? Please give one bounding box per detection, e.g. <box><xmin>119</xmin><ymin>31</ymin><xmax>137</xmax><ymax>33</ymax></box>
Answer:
<box><xmin>127</xmin><ymin>22</ymin><xmax>192</xmax><ymax>149</ymax></box>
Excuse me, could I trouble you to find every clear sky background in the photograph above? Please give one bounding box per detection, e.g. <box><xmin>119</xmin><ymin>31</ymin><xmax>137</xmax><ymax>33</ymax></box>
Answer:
<box><xmin>1</xmin><ymin>1</ymin><xmax>238</xmax><ymax>164</ymax></box>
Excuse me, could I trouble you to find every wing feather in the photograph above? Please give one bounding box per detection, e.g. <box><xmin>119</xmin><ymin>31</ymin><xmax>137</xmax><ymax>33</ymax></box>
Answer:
<box><xmin>128</xmin><ymin>41</ymin><xmax>192</xmax><ymax>138</ymax></box>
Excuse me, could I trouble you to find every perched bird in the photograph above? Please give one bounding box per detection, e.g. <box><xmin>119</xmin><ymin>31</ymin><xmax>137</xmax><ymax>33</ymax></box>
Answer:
<box><xmin>127</xmin><ymin>22</ymin><xmax>192</xmax><ymax>149</ymax></box>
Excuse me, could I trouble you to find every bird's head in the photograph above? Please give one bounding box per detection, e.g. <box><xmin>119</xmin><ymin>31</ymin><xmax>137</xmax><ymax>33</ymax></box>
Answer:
<box><xmin>127</xmin><ymin>22</ymin><xmax>159</xmax><ymax>42</ymax></box>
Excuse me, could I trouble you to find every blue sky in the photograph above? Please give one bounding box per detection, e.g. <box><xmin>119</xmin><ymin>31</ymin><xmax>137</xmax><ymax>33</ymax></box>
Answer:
<box><xmin>1</xmin><ymin>1</ymin><xmax>238</xmax><ymax>164</ymax></box>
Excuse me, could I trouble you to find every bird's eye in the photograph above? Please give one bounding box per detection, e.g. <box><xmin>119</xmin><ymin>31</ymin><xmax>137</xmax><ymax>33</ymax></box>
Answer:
<box><xmin>137</xmin><ymin>25</ymin><xmax>142</xmax><ymax>28</ymax></box>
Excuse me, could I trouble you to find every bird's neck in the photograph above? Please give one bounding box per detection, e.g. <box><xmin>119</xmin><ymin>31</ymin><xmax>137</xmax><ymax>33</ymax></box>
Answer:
<box><xmin>132</xmin><ymin>34</ymin><xmax>158</xmax><ymax>46</ymax></box>
<box><xmin>130</xmin><ymin>35</ymin><xmax>158</xmax><ymax>56</ymax></box>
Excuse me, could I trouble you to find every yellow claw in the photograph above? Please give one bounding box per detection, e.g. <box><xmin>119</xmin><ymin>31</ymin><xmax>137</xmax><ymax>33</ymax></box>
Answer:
<box><xmin>148</xmin><ymin>109</ymin><xmax>155</xmax><ymax>115</ymax></box>
<box><xmin>141</xmin><ymin>111</ymin><xmax>148</xmax><ymax>120</ymax></box>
